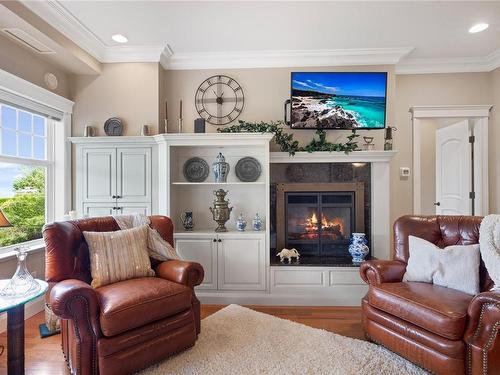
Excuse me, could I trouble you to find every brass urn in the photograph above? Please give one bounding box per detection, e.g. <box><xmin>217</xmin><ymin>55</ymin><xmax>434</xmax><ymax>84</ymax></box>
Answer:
<box><xmin>209</xmin><ymin>189</ymin><xmax>233</xmax><ymax>232</ymax></box>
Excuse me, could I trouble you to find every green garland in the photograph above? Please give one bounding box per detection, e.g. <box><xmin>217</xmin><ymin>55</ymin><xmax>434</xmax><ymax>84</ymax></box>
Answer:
<box><xmin>217</xmin><ymin>120</ymin><xmax>359</xmax><ymax>156</ymax></box>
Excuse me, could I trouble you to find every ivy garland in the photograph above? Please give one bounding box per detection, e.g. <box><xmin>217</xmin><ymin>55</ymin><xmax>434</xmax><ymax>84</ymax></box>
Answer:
<box><xmin>217</xmin><ymin>120</ymin><xmax>359</xmax><ymax>156</ymax></box>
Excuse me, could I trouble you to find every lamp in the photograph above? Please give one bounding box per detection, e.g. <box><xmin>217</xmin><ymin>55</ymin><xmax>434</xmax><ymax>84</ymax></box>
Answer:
<box><xmin>0</xmin><ymin>210</ymin><xmax>40</xmax><ymax>298</ymax></box>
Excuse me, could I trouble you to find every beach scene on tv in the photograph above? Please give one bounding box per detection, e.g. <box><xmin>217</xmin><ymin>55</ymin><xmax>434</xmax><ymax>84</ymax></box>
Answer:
<box><xmin>291</xmin><ymin>72</ymin><xmax>387</xmax><ymax>129</ymax></box>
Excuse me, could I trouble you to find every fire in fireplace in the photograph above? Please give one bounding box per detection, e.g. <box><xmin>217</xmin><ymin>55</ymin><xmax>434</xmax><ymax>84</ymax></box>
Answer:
<box><xmin>277</xmin><ymin>183</ymin><xmax>364</xmax><ymax>257</ymax></box>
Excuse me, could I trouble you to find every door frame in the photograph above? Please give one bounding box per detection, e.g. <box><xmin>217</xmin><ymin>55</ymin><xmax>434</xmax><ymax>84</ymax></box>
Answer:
<box><xmin>409</xmin><ymin>105</ymin><xmax>492</xmax><ymax>216</ymax></box>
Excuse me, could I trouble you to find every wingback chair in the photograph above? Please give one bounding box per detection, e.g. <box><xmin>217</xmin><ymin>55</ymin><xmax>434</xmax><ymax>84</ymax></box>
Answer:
<box><xmin>43</xmin><ymin>215</ymin><xmax>204</xmax><ymax>375</ymax></box>
<box><xmin>360</xmin><ymin>215</ymin><xmax>499</xmax><ymax>375</ymax></box>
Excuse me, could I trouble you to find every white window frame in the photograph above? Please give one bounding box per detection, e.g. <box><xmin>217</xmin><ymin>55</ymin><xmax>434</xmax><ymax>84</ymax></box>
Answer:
<box><xmin>0</xmin><ymin>69</ymin><xmax>74</xmax><ymax>254</ymax></box>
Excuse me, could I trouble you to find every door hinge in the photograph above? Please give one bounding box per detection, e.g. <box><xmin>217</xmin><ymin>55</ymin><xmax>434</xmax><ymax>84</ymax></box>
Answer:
<box><xmin>469</xmin><ymin>191</ymin><xmax>475</xmax><ymax>199</ymax></box>
<box><xmin>469</xmin><ymin>135</ymin><xmax>475</xmax><ymax>143</ymax></box>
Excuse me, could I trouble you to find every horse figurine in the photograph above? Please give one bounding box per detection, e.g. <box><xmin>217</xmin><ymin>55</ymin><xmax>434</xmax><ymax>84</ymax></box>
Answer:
<box><xmin>276</xmin><ymin>248</ymin><xmax>300</xmax><ymax>263</ymax></box>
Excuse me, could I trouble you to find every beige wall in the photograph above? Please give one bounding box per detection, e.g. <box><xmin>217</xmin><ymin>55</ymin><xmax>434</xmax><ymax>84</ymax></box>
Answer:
<box><xmin>490</xmin><ymin>67</ymin><xmax>500</xmax><ymax>213</ymax></box>
<box><xmin>0</xmin><ymin>34</ymin><xmax>71</xmax><ymax>99</ymax></box>
<box><xmin>395</xmin><ymin>72</ymin><xmax>494</xmax><ymax>220</ymax></box>
<box><xmin>71</xmin><ymin>63</ymin><xmax>160</xmax><ymax>136</ymax></box>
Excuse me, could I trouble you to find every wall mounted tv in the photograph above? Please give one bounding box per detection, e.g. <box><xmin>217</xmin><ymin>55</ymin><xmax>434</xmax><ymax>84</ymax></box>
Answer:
<box><xmin>291</xmin><ymin>72</ymin><xmax>387</xmax><ymax>129</ymax></box>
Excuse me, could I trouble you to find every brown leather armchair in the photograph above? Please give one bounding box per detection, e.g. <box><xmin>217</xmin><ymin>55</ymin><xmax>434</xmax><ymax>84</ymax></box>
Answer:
<box><xmin>43</xmin><ymin>215</ymin><xmax>204</xmax><ymax>375</ymax></box>
<box><xmin>360</xmin><ymin>215</ymin><xmax>499</xmax><ymax>375</ymax></box>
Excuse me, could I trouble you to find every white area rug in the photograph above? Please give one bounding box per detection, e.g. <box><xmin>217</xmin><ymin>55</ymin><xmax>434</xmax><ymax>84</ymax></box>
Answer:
<box><xmin>139</xmin><ymin>304</ymin><xmax>428</xmax><ymax>375</ymax></box>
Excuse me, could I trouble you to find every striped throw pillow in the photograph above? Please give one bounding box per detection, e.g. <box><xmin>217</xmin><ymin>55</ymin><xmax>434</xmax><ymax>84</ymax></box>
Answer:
<box><xmin>83</xmin><ymin>225</ymin><xmax>154</xmax><ymax>288</ymax></box>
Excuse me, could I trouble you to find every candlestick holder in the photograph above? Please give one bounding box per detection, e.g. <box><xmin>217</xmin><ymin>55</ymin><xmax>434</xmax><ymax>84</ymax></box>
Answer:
<box><xmin>163</xmin><ymin>119</ymin><xmax>168</xmax><ymax>134</ymax></box>
<box><xmin>178</xmin><ymin>119</ymin><xmax>183</xmax><ymax>133</ymax></box>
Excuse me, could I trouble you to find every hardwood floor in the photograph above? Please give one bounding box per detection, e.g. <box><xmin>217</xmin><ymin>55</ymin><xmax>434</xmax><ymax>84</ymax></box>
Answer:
<box><xmin>0</xmin><ymin>305</ymin><xmax>363</xmax><ymax>374</ymax></box>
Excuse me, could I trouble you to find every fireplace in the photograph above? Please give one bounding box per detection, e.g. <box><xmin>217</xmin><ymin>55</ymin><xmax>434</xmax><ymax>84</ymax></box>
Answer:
<box><xmin>276</xmin><ymin>183</ymin><xmax>364</xmax><ymax>257</ymax></box>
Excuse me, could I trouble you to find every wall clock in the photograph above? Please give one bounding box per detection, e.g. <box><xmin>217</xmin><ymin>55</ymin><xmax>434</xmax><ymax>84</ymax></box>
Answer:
<box><xmin>195</xmin><ymin>75</ymin><xmax>244</xmax><ymax>125</ymax></box>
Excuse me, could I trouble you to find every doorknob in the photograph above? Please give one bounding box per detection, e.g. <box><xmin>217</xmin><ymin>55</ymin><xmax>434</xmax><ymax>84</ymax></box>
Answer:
<box><xmin>434</xmin><ymin>202</ymin><xmax>441</xmax><ymax>206</ymax></box>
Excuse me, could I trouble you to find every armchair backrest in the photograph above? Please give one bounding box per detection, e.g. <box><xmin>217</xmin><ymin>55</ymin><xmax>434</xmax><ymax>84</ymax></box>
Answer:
<box><xmin>393</xmin><ymin>215</ymin><xmax>492</xmax><ymax>292</ymax></box>
<box><xmin>43</xmin><ymin>215</ymin><xmax>174</xmax><ymax>284</ymax></box>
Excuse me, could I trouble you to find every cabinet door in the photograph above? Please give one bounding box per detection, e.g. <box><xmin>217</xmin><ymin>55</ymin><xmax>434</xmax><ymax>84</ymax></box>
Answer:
<box><xmin>118</xmin><ymin>203</ymin><xmax>151</xmax><ymax>216</ymax></box>
<box><xmin>82</xmin><ymin>203</ymin><xmax>117</xmax><ymax>217</ymax></box>
<box><xmin>217</xmin><ymin>235</ymin><xmax>266</xmax><ymax>291</ymax></box>
<box><xmin>82</xmin><ymin>148</ymin><xmax>116</xmax><ymax>202</ymax></box>
<box><xmin>117</xmin><ymin>148</ymin><xmax>151</xmax><ymax>203</ymax></box>
<box><xmin>175</xmin><ymin>236</ymin><xmax>217</xmax><ymax>290</ymax></box>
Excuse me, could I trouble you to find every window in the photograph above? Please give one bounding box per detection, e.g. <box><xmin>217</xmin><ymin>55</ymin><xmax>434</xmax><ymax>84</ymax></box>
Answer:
<box><xmin>0</xmin><ymin>103</ymin><xmax>52</xmax><ymax>248</ymax></box>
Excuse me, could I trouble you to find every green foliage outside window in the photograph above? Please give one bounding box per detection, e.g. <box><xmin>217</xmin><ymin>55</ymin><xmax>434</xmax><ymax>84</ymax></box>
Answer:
<box><xmin>0</xmin><ymin>167</ymin><xmax>45</xmax><ymax>247</ymax></box>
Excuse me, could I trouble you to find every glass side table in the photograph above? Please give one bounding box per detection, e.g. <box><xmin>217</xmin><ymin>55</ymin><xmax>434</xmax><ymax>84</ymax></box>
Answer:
<box><xmin>0</xmin><ymin>279</ymin><xmax>48</xmax><ymax>375</ymax></box>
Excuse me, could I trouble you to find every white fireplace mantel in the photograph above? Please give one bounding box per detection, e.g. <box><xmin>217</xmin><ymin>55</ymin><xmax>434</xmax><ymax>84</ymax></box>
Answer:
<box><xmin>270</xmin><ymin>150</ymin><xmax>397</xmax><ymax>261</ymax></box>
<box><xmin>270</xmin><ymin>150</ymin><xmax>398</xmax><ymax>164</ymax></box>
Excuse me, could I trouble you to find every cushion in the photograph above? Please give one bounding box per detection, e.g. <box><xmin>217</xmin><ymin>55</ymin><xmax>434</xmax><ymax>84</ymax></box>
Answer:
<box><xmin>403</xmin><ymin>235</ymin><xmax>480</xmax><ymax>295</ymax></box>
<box><xmin>96</xmin><ymin>277</ymin><xmax>193</xmax><ymax>337</ymax></box>
<box><xmin>368</xmin><ymin>282</ymin><xmax>473</xmax><ymax>340</ymax></box>
<box><xmin>83</xmin><ymin>225</ymin><xmax>154</xmax><ymax>288</ymax></box>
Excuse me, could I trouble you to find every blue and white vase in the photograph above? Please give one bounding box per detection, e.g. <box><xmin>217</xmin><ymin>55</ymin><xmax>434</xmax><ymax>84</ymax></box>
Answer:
<box><xmin>212</xmin><ymin>153</ymin><xmax>230</xmax><ymax>183</ymax></box>
<box><xmin>348</xmin><ymin>233</ymin><xmax>369</xmax><ymax>264</ymax></box>
<box><xmin>252</xmin><ymin>213</ymin><xmax>263</xmax><ymax>231</ymax></box>
<box><xmin>236</xmin><ymin>213</ymin><xmax>247</xmax><ymax>231</ymax></box>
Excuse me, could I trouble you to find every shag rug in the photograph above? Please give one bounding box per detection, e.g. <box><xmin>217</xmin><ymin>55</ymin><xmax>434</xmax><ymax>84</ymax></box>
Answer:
<box><xmin>139</xmin><ymin>304</ymin><xmax>428</xmax><ymax>375</ymax></box>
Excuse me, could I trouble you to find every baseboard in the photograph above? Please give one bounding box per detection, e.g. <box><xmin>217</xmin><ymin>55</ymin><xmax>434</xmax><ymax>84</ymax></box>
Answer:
<box><xmin>0</xmin><ymin>296</ymin><xmax>45</xmax><ymax>333</ymax></box>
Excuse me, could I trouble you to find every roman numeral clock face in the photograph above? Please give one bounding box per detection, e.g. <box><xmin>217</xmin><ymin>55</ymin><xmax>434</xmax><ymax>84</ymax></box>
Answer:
<box><xmin>195</xmin><ymin>75</ymin><xmax>244</xmax><ymax>126</ymax></box>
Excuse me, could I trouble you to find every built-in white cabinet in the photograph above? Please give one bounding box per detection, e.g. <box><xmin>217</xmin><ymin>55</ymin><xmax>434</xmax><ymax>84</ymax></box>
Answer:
<box><xmin>71</xmin><ymin>138</ymin><xmax>156</xmax><ymax>218</ymax></box>
<box><xmin>175</xmin><ymin>232</ymin><xmax>266</xmax><ymax>291</ymax></box>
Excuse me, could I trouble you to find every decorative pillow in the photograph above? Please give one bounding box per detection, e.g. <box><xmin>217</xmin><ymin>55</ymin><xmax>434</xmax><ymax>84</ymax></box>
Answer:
<box><xmin>83</xmin><ymin>225</ymin><xmax>154</xmax><ymax>288</ymax></box>
<box><xmin>403</xmin><ymin>235</ymin><xmax>480</xmax><ymax>295</ymax></box>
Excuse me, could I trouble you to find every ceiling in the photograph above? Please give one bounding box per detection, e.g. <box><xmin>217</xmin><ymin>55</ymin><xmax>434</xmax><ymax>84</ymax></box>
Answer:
<box><xmin>18</xmin><ymin>1</ymin><xmax>500</xmax><ymax>73</ymax></box>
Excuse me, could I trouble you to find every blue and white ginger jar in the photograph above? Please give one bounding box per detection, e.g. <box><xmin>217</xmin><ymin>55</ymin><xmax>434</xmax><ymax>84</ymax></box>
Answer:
<box><xmin>348</xmin><ymin>233</ymin><xmax>369</xmax><ymax>264</ymax></box>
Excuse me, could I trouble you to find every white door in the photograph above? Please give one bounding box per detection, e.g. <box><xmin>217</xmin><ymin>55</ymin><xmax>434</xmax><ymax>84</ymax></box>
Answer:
<box><xmin>118</xmin><ymin>203</ymin><xmax>152</xmax><ymax>216</ymax></box>
<box><xmin>217</xmin><ymin>234</ymin><xmax>266</xmax><ymax>291</ymax></box>
<box><xmin>175</xmin><ymin>236</ymin><xmax>218</xmax><ymax>290</ymax></box>
<box><xmin>117</xmin><ymin>148</ymin><xmax>151</xmax><ymax>203</ymax></box>
<box><xmin>82</xmin><ymin>148</ymin><xmax>116</xmax><ymax>202</ymax></box>
<box><xmin>82</xmin><ymin>203</ymin><xmax>118</xmax><ymax>217</ymax></box>
<box><xmin>435</xmin><ymin>120</ymin><xmax>471</xmax><ymax>215</ymax></box>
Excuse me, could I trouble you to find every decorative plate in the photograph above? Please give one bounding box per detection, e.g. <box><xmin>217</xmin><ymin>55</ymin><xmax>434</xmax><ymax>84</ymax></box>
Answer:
<box><xmin>104</xmin><ymin>117</ymin><xmax>123</xmax><ymax>136</ymax></box>
<box><xmin>183</xmin><ymin>157</ymin><xmax>210</xmax><ymax>182</ymax></box>
<box><xmin>235</xmin><ymin>157</ymin><xmax>262</xmax><ymax>182</ymax></box>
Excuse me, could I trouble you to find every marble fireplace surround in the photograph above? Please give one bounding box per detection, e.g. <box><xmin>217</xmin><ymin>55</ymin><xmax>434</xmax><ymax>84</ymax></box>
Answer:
<box><xmin>270</xmin><ymin>151</ymin><xmax>397</xmax><ymax>261</ymax></box>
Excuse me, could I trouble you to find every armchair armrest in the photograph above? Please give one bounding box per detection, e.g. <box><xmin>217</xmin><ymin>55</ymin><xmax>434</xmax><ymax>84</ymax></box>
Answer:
<box><xmin>359</xmin><ymin>260</ymin><xmax>406</xmax><ymax>285</ymax></box>
<box><xmin>156</xmin><ymin>260</ymin><xmax>204</xmax><ymax>289</ymax></box>
<box><xmin>50</xmin><ymin>279</ymin><xmax>100</xmax><ymax>320</ymax></box>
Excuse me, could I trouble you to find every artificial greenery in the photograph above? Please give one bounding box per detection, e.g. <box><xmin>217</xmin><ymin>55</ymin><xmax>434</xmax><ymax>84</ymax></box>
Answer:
<box><xmin>218</xmin><ymin>120</ymin><xmax>359</xmax><ymax>155</ymax></box>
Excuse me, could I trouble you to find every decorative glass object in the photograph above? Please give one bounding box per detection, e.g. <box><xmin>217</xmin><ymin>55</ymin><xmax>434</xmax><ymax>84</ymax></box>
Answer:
<box><xmin>363</xmin><ymin>136</ymin><xmax>375</xmax><ymax>151</ymax></box>
<box><xmin>212</xmin><ymin>153</ymin><xmax>230</xmax><ymax>183</ymax></box>
<box><xmin>0</xmin><ymin>247</ymin><xmax>41</xmax><ymax>298</ymax></box>
<box><xmin>384</xmin><ymin>126</ymin><xmax>397</xmax><ymax>151</ymax></box>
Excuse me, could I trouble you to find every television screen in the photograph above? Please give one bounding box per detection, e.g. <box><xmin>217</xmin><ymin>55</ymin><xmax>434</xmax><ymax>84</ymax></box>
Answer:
<box><xmin>291</xmin><ymin>72</ymin><xmax>387</xmax><ymax>129</ymax></box>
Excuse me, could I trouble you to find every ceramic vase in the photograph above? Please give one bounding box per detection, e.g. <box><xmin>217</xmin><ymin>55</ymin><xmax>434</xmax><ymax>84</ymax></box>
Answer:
<box><xmin>212</xmin><ymin>153</ymin><xmax>230</xmax><ymax>183</ymax></box>
<box><xmin>252</xmin><ymin>213</ymin><xmax>263</xmax><ymax>231</ymax></box>
<box><xmin>236</xmin><ymin>213</ymin><xmax>247</xmax><ymax>231</ymax></box>
<box><xmin>180</xmin><ymin>211</ymin><xmax>194</xmax><ymax>231</ymax></box>
<box><xmin>348</xmin><ymin>233</ymin><xmax>369</xmax><ymax>264</ymax></box>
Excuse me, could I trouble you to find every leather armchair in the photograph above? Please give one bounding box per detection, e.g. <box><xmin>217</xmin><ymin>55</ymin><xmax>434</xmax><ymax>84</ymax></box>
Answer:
<box><xmin>360</xmin><ymin>215</ymin><xmax>499</xmax><ymax>375</ymax></box>
<box><xmin>43</xmin><ymin>215</ymin><xmax>204</xmax><ymax>375</ymax></box>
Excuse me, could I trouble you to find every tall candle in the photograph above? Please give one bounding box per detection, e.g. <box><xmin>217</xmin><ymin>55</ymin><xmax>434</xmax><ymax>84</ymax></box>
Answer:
<box><xmin>179</xmin><ymin>100</ymin><xmax>183</xmax><ymax>120</ymax></box>
<box><xmin>165</xmin><ymin>100</ymin><xmax>168</xmax><ymax>120</ymax></box>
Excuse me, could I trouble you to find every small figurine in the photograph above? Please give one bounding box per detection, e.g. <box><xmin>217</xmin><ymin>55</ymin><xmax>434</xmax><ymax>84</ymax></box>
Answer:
<box><xmin>236</xmin><ymin>213</ymin><xmax>247</xmax><ymax>231</ymax></box>
<box><xmin>276</xmin><ymin>248</ymin><xmax>300</xmax><ymax>263</ymax></box>
<box><xmin>252</xmin><ymin>213</ymin><xmax>263</xmax><ymax>231</ymax></box>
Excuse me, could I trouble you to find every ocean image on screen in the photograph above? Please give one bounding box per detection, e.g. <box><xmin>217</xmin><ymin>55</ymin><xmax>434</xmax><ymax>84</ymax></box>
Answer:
<box><xmin>291</xmin><ymin>72</ymin><xmax>387</xmax><ymax>129</ymax></box>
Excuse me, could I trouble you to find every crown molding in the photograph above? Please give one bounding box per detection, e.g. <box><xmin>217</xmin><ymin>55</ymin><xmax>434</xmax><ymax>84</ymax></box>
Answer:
<box><xmin>160</xmin><ymin>47</ymin><xmax>415</xmax><ymax>70</ymax></box>
<box><xmin>396</xmin><ymin>48</ymin><xmax>500</xmax><ymax>75</ymax></box>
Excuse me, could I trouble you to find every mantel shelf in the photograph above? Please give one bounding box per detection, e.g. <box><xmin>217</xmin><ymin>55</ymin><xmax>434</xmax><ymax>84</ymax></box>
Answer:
<box><xmin>270</xmin><ymin>150</ymin><xmax>398</xmax><ymax>164</ymax></box>
<box><xmin>171</xmin><ymin>181</ymin><xmax>266</xmax><ymax>186</ymax></box>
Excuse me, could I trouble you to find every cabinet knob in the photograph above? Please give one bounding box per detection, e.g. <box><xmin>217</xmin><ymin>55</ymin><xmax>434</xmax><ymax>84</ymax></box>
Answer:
<box><xmin>112</xmin><ymin>195</ymin><xmax>117</xmax><ymax>199</ymax></box>
<box><xmin>213</xmin><ymin>239</ymin><xmax>217</xmax><ymax>242</ymax></box>
<box><xmin>218</xmin><ymin>239</ymin><xmax>222</xmax><ymax>243</ymax></box>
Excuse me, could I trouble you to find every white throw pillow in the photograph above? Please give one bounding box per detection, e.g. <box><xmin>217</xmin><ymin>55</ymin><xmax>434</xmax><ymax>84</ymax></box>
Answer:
<box><xmin>403</xmin><ymin>235</ymin><xmax>480</xmax><ymax>295</ymax></box>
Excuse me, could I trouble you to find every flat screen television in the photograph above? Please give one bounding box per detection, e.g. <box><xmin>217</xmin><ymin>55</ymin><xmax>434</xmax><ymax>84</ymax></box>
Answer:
<box><xmin>290</xmin><ymin>72</ymin><xmax>387</xmax><ymax>129</ymax></box>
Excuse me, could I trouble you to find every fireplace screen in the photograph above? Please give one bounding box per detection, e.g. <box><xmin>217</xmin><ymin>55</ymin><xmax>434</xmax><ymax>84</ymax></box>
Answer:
<box><xmin>276</xmin><ymin>183</ymin><xmax>364</xmax><ymax>258</ymax></box>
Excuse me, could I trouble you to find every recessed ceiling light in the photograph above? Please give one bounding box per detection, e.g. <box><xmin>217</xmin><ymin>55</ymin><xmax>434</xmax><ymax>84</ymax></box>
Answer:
<box><xmin>469</xmin><ymin>23</ymin><xmax>489</xmax><ymax>33</ymax></box>
<box><xmin>111</xmin><ymin>34</ymin><xmax>128</xmax><ymax>43</ymax></box>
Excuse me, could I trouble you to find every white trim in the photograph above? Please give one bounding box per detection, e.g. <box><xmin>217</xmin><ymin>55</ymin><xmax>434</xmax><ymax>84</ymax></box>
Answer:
<box><xmin>396</xmin><ymin>48</ymin><xmax>500</xmax><ymax>75</ymax></box>
<box><xmin>270</xmin><ymin>150</ymin><xmax>397</xmax><ymax>164</ymax></box>
<box><xmin>69</xmin><ymin>136</ymin><xmax>157</xmax><ymax>145</ymax></box>
<box><xmin>160</xmin><ymin>47</ymin><xmax>415</xmax><ymax>70</ymax></box>
<box><xmin>0</xmin><ymin>69</ymin><xmax>73</xmax><ymax>115</ymax></box>
<box><xmin>411</xmin><ymin>105</ymin><xmax>491</xmax><ymax>215</ymax></box>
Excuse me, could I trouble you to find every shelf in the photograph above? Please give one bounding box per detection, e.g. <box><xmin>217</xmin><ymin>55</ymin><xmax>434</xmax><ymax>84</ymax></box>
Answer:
<box><xmin>171</xmin><ymin>181</ymin><xmax>266</xmax><ymax>186</ymax></box>
<box><xmin>174</xmin><ymin>229</ymin><xmax>266</xmax><ymax>237</ymax></box>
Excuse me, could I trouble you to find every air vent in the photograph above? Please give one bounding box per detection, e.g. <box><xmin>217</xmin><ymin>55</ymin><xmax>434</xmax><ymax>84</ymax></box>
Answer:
<box><xmin>2</xmin><ymin>28</ymin><xmax>55</xmax><ymax>54</ymax></box>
